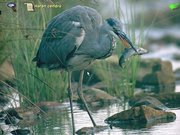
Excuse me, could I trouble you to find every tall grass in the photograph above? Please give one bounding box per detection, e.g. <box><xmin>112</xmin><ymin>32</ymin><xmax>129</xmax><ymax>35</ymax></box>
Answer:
<box><xmin>114</xmin><ymin>0</ymin><xmax>147</xmax><ymax>97</ymax></box>
<box><xmin>1</xmin><ymin>0</ymin><xmax>69</xmax><ymax>104</ymax></box>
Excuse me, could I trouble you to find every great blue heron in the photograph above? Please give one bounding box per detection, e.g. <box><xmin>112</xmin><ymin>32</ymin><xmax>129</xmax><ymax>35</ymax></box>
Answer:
<box><xmin>33</xmin><ymin>5</ymin><xmax>137</xmax><ymax>134</ymax></box>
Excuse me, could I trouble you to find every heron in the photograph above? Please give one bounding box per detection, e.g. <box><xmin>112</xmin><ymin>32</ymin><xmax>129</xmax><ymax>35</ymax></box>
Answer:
<box><xmin>33</xmin><ymin>5</ymin><xmax>137</xmax><ymax>134</ymax></box>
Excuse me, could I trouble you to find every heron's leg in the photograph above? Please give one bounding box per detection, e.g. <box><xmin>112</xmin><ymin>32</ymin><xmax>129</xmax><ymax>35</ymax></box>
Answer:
<box><xmin>68</xmin><ymin>71</ymin><xmax>75</xmax><ymax>135</ymax></box>
<box><xmin>77</xmin><ymin>70</ymin><xmax>97</xmax><ymax>127</ymax></box>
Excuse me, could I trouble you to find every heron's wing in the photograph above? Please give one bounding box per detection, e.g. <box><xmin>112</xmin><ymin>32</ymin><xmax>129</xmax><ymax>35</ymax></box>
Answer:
<box><xmin>33</xmin><ymin>20</ymin><xmax>85</xmax><ymax>70</ymax></box>
<box><xmin>33</xmin><ymin>6</ymin><xmax>102</xmax><ymax>70</ymax></box>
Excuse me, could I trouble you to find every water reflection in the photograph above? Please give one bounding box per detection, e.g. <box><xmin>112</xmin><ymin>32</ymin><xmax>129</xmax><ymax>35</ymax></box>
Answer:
<box><xmin>110</xmin><ymin>117</ymin><xmax>176</xmax><ymax>130</ymax></box>
<box><xmin>26</xmin><ymin>103</ymin><xmax>179</xmax><ymax>135</ymax></box>
<box><xmin>1</xmin><ymin>101</ymin><xmax>179</xmax><ymax>135</ymax></box>
<box><xmin>33</xmin><ymin>108</ymin><xmax>72</xmax><ymax>135</ymax></box>
<box><xmin>140</xmin><ymin>84</ymin><xmax>175</xmax><ymax>94</ymax></box>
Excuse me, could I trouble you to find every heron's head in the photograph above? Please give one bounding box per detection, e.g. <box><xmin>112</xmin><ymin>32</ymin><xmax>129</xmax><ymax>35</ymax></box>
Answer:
<box><xmin>103</xmin><ymin>17</ymin><xmax>137</xmax><ymax>52</ymax></box>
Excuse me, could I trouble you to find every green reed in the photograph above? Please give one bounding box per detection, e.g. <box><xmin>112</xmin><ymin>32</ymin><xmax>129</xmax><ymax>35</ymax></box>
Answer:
<box><xmin>1</xmin><ymin>0</ymin><xmax>69</xmax><ymax>104</ymax></box>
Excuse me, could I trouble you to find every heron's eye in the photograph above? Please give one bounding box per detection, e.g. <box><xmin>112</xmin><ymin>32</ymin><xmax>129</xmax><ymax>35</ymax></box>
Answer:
<box><xmin>113</xmin><ymin>27</ymin><xmax>116</xmax><ymax>30</ymax></box>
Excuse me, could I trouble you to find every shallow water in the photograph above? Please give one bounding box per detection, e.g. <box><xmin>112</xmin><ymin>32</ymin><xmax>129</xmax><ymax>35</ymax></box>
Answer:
<box><xmin>1</xmin><ymin>84</ymin><xmax>180</xmax><ymax>135</ymax></box>
<box><xmin>7</xmin><ymin>102</ymin><xmax>178</xmax><ymax>135</ymax></box>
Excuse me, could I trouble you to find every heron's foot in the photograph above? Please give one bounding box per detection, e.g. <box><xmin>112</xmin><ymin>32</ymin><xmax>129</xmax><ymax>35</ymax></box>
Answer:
<box><xmin>76</xmin><ymin>125</ymin><xmax>109</xmax><ymax>135</ymax></box>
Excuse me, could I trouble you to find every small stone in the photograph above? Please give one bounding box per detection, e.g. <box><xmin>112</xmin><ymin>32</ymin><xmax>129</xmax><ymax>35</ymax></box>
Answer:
<box><xmin>77</xmin><ymin>88</ymin><xmax>118</xmax><ymax>104</ymax></box>
<box><xmin>133</xmin><ymin>96</ymin><xmax>167</xmax><ymax>111</ymax></box>
<box><xmin>37</xmin><ymin>101</ymin><xmax>66</xmax><ymax>111</ymax></box>
<box><xmin>76</xmin><ymin>125</ymin><xmax>109</xmax><ymax>135</ymax></box>
<box><xmin>129</xmin><ymin>92</ymin><xmax>180</xmax><ymax>106</ymax></box>
<box><xmin>11</xmin><ymin>129</ymin><xmax>32</xmax><ymax>135</ymax></box>
<box><xmin>5</xmin><ymin>116</ymin><xmax>20</xmax><ymax>125</ymax></box>
<box><xmin>1</xmin><ymin>106</ymin><xmax>40</xmax><ymax>120</ymax></box>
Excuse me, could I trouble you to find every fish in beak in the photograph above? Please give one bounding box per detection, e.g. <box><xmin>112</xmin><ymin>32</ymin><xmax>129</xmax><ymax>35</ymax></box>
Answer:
<box><xmin>116</xmin><ymin>31</ymin><xmax>137</xmax><ymax>52</ymax></box>
<box><xmin>119</xmin><ymin>46</ymin><xmax>148</xmax><ymax>68</ymax></box>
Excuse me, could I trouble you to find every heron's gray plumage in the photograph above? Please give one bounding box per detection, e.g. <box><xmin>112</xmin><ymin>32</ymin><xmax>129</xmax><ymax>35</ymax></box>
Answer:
<box><xmin>33</xmin><ymin>5</ymin><xmax>137</xmax><ymax>134</ymax></box>
<box><xmin>33</xmin><ymin>6</ymin><xmax>102</xmax><ymax>70</ymax></box>
<box><xmin>33</xmin><ymin>5</ymin><xmax>122</xmax><ymax>71</ymax></box>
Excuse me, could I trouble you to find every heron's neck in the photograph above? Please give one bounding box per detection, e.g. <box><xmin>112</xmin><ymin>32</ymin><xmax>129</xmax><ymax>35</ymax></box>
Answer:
<box><xmin>99</xmin><ymin>24</ymin><xmax>113</xmax><ymax>45</ymax></box>
<box><xmin>95</xmin><ymin>26</ymin><xmax>114</xmax><ymax>59</ymax></box>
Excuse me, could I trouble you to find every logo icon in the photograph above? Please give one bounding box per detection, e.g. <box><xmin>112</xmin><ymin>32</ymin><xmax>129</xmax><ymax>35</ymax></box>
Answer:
<box><xmin>7</xmin><ymin>2</ymin><xmax>17</xmax><ymax>12</ymax></box>
<box><xmin>24</xmin><ymin>3</ymin><xmax>34</xmax><ymax>12</ymax></box>
<box><xmin>169</xmin><ymin>3</ymin><xmax>180</xmax><ymax>10</ymax></box>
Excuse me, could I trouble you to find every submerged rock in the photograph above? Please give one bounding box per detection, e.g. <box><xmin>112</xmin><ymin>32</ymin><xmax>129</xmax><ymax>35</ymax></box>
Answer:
<box><xmin>11</xmin><ymin>129</ymin><xmax>33</xmax><ymax>135</ymax></box>
<box><xmin>132</xmin><ymin>96</ymin><xmax>167</xmax><ymax>111</ymax></box>
<box><xmin>37</xmin><ymin>101</ymin><xmax>66</xmax><ymax>111</ymax></box>
<box><xmin>105</xmin><ymin>105</ymin><xmax>176</xmax><ymax>125</ymax></box>
<box><xmin>77</xmin><ymin>88</ymin><xmax>119</xmax><ymax>104</ymax></box>
<box><xmin>76</xmin><ymin>125</ymin><xmax>109</xmax><ymax>135</ymax></box>
<box><xmin>1</xmin><ymin>106</ymin><xmax>40</xmax><ymax>120</ymax></box>
<box><xmin>0</xmin><ymin>127</ymin><xmax>3</xmax><ymax>135</ymax></box>
<box><xmin>129</xmin><ymin>92</ymin><xmax>180</xmax><ymax>106</ymax></box>
<box><xmin>153</xmin><ymin>92</ymin><xmax>180</xmax><ymax>104</ymax></box>
<box><xmin>174</xmin><ymin>68</ymin><xmax>180</xmax><ymax>81</ymax></box>
<box><xmin>5</xmin><ymin>116</ymin><xmax>20</xmax><ymax>125</ymax></box>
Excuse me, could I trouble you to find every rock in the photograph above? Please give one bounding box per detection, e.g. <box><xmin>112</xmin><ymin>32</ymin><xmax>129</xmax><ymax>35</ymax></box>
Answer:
<box><xmin>129</xmin><ymin>92</ymin><xmax>180</xmax><ymax>107</ymax></box>
<box><xmin>76</xmin><ymin>125</ymin><xmax>109</xmax><ymax>135</ymax></box>
<box><xmin>90</xmin><ymin>81</ymin><xmax>108</xmax><ymax>90</ymax></box>
<box><xmin>132</xmin><ymin>96</ymin><xmax>167</xmax><ymax>111</ymax></box>
<box><xmin>138</xmin><ymin>59</ymin><xmax>175</xmax><ymax>86</ymax></box>
<box><xmin>138</xmin><ymin>105</ymin><xmax>175</xmax><ymax>123</ymax></box>
<box><xmin>0</xmin><ymin>59</ymin><xmax>14</xmax><ymax>81</ymax></box>
<box><xmin>18</xmin><ymin>117</ymin><xmax>40</xmax><ymax>128</ymax></box>
<box><xmin>11</xmin><ymin>129</ymin><xmax>33</xmax><ymax>135</ymax></box>
<box><xmin>174</xmin><ymin>68</ymin><xmax>180</xmax><ymax>81</ymax></box>
<box><xmin>105</xmin><ymin>105</ymin><xmax>176</xmax><ymax>125</ymax></box>
<box><xmin>0</xmin><ymin>95</ymin><xmax>8</xmax><ymax>103</ymax></box>
<box><xmin>77</xmin><ymin>88</ymin><xmax>119</xmax><ymax>104</ymax></box>
<box><xmin>136</xmin><ymin>58</ymin><xmax>162</xmax><ymax>85</ymax></box>
<box><xmin>173</xmin><ymin>53</ymin><xmax>180</xmax><ymax>60</ymax></box>
<box><xmin>153</xmin><ymin>92</ymin><xmax>180</xmax><ymax>104</ymax></box>
<box><xmin>1</xmin><ymin>106</ymin><xmax>40</xmax><ymax>120</ymax></box>
<box><xmin>129</xmin><ymin>93</ymin><xmax>151</xmax><ymax>106</ymax></box>
<box><xmin>37</xmin><ymin>101</ymin><xmax>66</xmax><ymax>111</ymax></box>
<box><xmin>5</xmin><ymin>116</ymin><xmax>20</xmax><ymax>125</ymax></box>
<box><xmin>0</xmin><ymin>126</ymin><xmax>3</xmax><ymax>135</ymax></box>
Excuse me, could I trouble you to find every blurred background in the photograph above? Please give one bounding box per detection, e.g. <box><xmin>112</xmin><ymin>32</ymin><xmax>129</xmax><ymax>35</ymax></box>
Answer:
<box><xmin>0</xmin><ymin>0</ymin><xmax>180</xmax><ymax>134</ymax></box>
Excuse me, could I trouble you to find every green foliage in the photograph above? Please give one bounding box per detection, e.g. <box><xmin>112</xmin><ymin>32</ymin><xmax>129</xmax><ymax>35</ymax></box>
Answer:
<box><xmin>1</xmin><ymin>0</ymin><xmax>70</xmax><ymax>103</ymax></box>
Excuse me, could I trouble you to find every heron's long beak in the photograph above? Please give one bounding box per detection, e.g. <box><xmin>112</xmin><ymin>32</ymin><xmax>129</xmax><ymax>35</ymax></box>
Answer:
<box><xmin>117</xmin><ymin>31</ymin><xmax>137</xmax><ymax>52</ymax></box>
